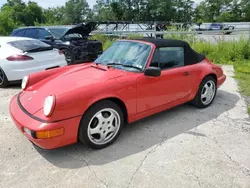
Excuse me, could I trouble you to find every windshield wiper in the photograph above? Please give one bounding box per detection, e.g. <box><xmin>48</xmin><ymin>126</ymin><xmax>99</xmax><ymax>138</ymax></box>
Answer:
<box><xmin>107</xmin><ymin>63</ymin><xmax>142</xmax><ymax>71</ymax></box>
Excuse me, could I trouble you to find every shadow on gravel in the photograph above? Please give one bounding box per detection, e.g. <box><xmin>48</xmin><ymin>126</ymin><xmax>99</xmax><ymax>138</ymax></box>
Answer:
<box><xmin>35</xmin><ymin>90</ymin><xmax>239</xmax><ymax>169</ymax></box>
<box><xmin>0</xmin><ymin>83</ymin><xmax>21</xmax><ymax>90</ymax></box>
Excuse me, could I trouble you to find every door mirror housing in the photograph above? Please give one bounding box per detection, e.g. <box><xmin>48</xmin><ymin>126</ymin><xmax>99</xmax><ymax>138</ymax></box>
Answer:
<box><xmin>45</xmin><ymin>35</ymin><xmax>54</xmax><ymax>41</ymax></box>
<box><xmin>144</xmin><ymin>67</ymin><xmax>161</xmax><ymax>77</ymax></box>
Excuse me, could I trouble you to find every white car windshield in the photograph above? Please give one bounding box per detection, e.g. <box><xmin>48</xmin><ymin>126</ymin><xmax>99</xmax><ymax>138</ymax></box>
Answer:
<box><xmin>7</xmin><ymin>40</ymin><xmax>53</xmax><ymax>52</ymax></box>
<box><xmin>94</xmin><ymin>41</ymin><xmax>152</xmax><ymax>72</ymax></box>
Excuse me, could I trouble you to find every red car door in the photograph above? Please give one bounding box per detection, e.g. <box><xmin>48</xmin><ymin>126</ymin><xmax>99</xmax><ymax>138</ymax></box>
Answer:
<box><xmin>136</xmin><ymin>66</ymin><xmax>195</xmax><ymax>113</ymax></box>
<box><xmin>136</xmin><ymin>47</ymin><xmax>196</xmax><ymax>114</ymax></box>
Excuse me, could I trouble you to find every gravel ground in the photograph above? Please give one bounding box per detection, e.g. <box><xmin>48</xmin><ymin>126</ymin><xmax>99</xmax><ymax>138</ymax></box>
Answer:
<box><xmin>0</xmin><ymin>65</ymin><xmax>249</xmax><ymax>188</ymax></box>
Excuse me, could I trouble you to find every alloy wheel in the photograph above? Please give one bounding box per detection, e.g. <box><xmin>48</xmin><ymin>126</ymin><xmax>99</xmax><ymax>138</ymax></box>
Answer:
<box><xmin>201</xmin><ymin>80</ymin><xmax>216</xmax><ymax>105</ymax></box>
<box><xmin>87</xmin><ymin>108</ymin><xmax>121</xmax><ymax>145</ymax></box>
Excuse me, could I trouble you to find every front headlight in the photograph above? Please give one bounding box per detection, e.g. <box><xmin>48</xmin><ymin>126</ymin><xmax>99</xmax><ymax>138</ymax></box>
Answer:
<box><xmin>21</xmin><ymin>76</ymin><xmax>29</xmax><ymax>90</ymax></box>
<box><xmin>43</xmin><ymin>95</ymin><xmax>56</xmax><ymax>117</ymax></box>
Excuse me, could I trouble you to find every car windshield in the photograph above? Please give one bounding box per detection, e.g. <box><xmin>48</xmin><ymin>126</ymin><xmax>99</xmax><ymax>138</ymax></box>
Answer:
<box><xmin>48</xmin><ymin>28</ymin><xmax>82</xmax><ymax>39</ymax></box>
<box><xmin>94</xmin><ymin>41</ymin><xmax>152</xmax><ymax>72</ymax></box>
<box><xmin>7</xmin><ymin>39</ymin><xmax>52</xmax><ymax>52</ymax></box>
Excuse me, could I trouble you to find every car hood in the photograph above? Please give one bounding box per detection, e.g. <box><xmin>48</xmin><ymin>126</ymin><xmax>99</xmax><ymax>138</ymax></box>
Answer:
<box><xmin>19</xmin><ymin>64</ymin><xmax>125</xmax><ymax>115</ymax></box>
<box><xmin>63</xmin><ymin>22</ymin><xmax>97</xmax><ymax>37</ymax></box>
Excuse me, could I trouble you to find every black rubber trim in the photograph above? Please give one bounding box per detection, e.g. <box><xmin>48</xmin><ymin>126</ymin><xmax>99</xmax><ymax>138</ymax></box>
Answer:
<box><xmin>45</xmin><ymin>66</ymin><xmax>60</xmax><ymax>70</ymax></box>
<box><xmin>17</xmin><ymin>92</ymin><xmax>82</xmax><ymax>123</ymax></box>
<box><xmin>91</xmin><ymin>65</ymin><xmax>107</xmax><ymax>71</ymax></box>
<box><xmin>9</xmin><ymin>80</ymin><xmax>22</xmax><ymax>84</ymax></box>
<box><xmin>31</xmin><ymin>130</ymin><xmax>37</xmax><ymax>139</ymax></box>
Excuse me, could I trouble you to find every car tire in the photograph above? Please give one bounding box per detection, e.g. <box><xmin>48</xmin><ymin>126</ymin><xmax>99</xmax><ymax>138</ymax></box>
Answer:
<box><xmin>0</xmin><ymin>68</ymin><xmax>10</xmax><ymax>88</ymax></box>
<box><xmin>191</xmin><ymin>76</ymin><xmax>217</xmax><ymax>109</ymax></box>
<box><xmin>61</xmin><ymin>49</ymin><xmax>74</xmax><ymax>65</ymax></box>
<box><xmin>78</xmin><ymin>100</ymin><xmax>124</xmax><ymax>149</ymax></box>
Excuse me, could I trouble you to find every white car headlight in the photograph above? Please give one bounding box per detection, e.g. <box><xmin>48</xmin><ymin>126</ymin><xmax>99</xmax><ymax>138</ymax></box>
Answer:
<box><xmin>21</xmin><ymin>76</ymin><xmax>29</xmax><ymax>90</ymax></box>
<box><xmin>43</xmin><ymin>95</ymin><xmax>56</xmax><ymax>117</ymax></box>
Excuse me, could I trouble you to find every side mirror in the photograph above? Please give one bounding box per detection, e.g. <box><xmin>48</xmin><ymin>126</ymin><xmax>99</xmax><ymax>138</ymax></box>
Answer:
<box><xmin>45</xmin><ymin>35</ymin><xmax>54</xmax><ymax>41</ymax></box>
<box><xmin>144</xmin><ymin>67</ymin><xmax>161</xmax><ymax>77</ymax></box>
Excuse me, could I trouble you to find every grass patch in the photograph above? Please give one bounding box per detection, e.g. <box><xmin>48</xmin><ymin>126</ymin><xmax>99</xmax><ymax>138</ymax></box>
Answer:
<box><xmin>234</xmin><ymin>71</ymin><xmax>250</xmax><ymax>96</ymax></box>
<box><xmin>234</xmin><ymin>60</ymin><xmax>250</xmax><ymax>114</ymax></box>
<box><xmin>234</xmin><ymin>60</ymin><xmax>250</xmax><ymax>97</ymax></box>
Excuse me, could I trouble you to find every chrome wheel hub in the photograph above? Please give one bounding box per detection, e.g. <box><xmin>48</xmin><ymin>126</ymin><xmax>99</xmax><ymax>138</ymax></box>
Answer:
<box><xmin>201</xmin><ymin>80</ymin><xmax>216</xmax><ymax>105</ymax></box>
<box><xmin>87</xmin><ymin>108</ymin><xmax>121</xmax><ymax>145</ymax></box>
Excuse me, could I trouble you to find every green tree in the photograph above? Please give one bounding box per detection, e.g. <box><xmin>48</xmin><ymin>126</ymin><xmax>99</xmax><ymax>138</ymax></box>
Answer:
<box><xmin>63</xmin><ymin>0</ymin><xmax>92</xmax><ymax>24</ymax></box>
<box><xmin>0</xmin><ymin>7</ymin><xmax>17</xmax><ymax>35</ymax></box>
<box><xmin>110</xmin><ymin>2</ymin><xmax>124</xmax><ymax>20</ymax></box>
<box><xmin>43</xmin><ymin>7</ymin><xmax>66</xmax><ymax>25</ymax></box>
<box><xmin>1</xmin><ymin>0</ymin><xmax>27</xmax><ymax>25</ymax></box>
<box><xmin>93</xmin><ymin>0</ymin><xmax>117</xmax><ymax>21</ymax></box>
<box><xmin>1</xmin><ymin>0</ymin><xmax>43</xmax><ymax>26</ymax></box>
<box><xmin>24</xmin><ymin>1</ymin><xmax>44</xmax><ymax>25</ymax></box>
<box><xmin>173</xmin><ymin>0</ymin><xmax>194</xmax><ymax>23</ymax></box>
<box><xmin>241</xmin><ymin>0</ymin><xmax>250</xmax><ymax>21</ymax></box>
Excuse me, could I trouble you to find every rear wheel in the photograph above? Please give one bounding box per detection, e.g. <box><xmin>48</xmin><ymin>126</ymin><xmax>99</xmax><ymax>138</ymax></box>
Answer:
<box><xmin>61</xmin><ymin>49</ymin><xmax>74</xmax><ymax>65</ymax></box>
<box><xmin>192</xmin><ymin>76</ymin><xmax>217</xmax><ymax>108</ymax></box>
<box><xmin>0</xmin><ymin>68</ymin><xmax>10</xmax><ymax>88</ymax></box>
<box><xmin>78</xmin><ymin>100</ymin><xmax>124</xmax><ymax>149</ymax></box>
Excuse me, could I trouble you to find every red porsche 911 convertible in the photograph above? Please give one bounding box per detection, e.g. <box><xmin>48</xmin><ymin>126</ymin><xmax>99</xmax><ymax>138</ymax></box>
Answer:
<box><xmin>9</xmin><ymin>38</ymin><xmax>226</xmax><ymax>149</ymax></box>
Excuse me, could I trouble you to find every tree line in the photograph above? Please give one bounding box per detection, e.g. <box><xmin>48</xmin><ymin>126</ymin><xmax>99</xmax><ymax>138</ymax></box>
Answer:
<box><xmin>0</xmin><ymin>0</ymin><xmax>250</xmax><ymax>35</ymax></box>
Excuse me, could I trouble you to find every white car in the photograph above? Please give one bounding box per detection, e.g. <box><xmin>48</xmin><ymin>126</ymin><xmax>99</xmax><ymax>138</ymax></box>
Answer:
<box><xmin>0</xmin><ymin>37</ymin><xmax>67</xmax><ymax>88</ymax></box>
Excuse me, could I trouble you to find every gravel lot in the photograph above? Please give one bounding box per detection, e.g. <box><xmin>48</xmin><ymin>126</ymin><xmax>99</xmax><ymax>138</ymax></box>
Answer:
<box><xmin>0</xmin><ymin>65</ymin><xmax>249</xmax><ymax>188</ymax></box>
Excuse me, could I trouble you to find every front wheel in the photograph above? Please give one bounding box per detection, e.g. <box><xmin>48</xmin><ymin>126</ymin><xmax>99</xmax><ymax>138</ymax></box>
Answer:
<box><xmin>78</xmin><ymin>100</ymin><xmax>124</xmax><ymax>149</ymax></box>
<box><xmin>192</xmin><ymin>76</ymin><xmax>217</xmax><ymax>108</ymax></box>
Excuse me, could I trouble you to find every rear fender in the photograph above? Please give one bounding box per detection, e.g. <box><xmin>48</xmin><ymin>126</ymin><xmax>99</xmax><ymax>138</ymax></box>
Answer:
<box><xmin>192</xmin><ymin>59</ymin><xmax>218</xmax><ymax>95</ymax></box>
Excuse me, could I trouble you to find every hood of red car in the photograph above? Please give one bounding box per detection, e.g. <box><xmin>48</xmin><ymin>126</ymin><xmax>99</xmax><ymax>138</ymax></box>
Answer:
<box><xmin>19</xmin><ymin>65</ymin><xmax>125</xmax><ymax>114</ymax></box>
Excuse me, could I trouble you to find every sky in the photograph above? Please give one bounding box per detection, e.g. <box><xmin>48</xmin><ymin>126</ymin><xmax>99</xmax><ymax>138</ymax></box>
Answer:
<box><xmin>0</xmin><ymin>0</ymin><xmax>202</xmax><ymax>9</ymax></box>
<box><xmin>0</xmin><ymin>0</ymin><xmax>97</xmax><ymax>8</ymax></box>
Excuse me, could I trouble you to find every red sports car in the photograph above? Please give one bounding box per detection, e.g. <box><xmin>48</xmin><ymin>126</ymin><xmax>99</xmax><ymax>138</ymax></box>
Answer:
<box><xmin>9</xmin><ymin>38</ymin><xmax>226</xmax><ymax>149</ymax></box>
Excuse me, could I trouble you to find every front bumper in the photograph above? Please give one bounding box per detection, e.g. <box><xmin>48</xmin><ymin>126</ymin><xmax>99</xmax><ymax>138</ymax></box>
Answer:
<box><xmin>9</xmin><ymin>94</ymin><xmax>81</xmax><ymax>149</ymax></box>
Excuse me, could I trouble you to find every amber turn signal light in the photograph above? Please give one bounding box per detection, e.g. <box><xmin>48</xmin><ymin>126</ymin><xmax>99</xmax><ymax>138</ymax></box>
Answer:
<box><xmin>36</xmin><ymin>128</ymin><xmax>64</xmax><ymax>139</ymax></box>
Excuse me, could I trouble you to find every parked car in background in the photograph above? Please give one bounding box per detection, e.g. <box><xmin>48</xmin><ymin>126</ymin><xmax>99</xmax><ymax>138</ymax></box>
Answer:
<box><xmin>208</xmin><ymin>23</ymin><xmax>235</xmax><ymax>34</ymax></box>
<box><xmin>9</xmin><ymin>38</ymin><xmax>226</xmax><ymax>150</ymax></box>
<box><xmin>194</xmin><ymin>23</ymin><xmax>235</xmax><ymax>34</ymax></box>
<box><xmin>0</xmin><ymin>37</ymin><xmax>67</xmax><ymax>88</ymax></box>
<box><xmin>11</xmin><ymin>23</ymin><xmax>103</xmax><ymax>65</ymax></box>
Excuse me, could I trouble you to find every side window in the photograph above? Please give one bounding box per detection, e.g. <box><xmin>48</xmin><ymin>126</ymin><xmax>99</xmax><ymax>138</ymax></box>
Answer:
<box><xmin>37</xmin><ymin>29</ymin><xmax>51</xmax><ymax>39</ymax></box>
<box><xmin>13</xmin><ymin>29</ymin><xmax>26</xmax><ymax>37</ymax></box>
<box><xmin>150</xmin><ymin>47</ymin><xmax>184</xmax><ymax>70</ymax></box>
<box><xmin>24</xmin><ymin>29</ymin><xmax>38</xmax><ymax>39</ymax></box>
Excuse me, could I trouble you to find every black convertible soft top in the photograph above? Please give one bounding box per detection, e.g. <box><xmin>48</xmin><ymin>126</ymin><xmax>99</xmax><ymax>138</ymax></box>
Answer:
<box><xmin>135</xmin><ymin>38</ymin><xmax>205</xmax><ymax>66</ymax></box>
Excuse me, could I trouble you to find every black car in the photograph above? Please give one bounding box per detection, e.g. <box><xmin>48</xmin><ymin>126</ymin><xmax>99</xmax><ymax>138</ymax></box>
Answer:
<box><xmin>11</xmin><ymin>23</ymin><xmax>103</xmax><ymax>65</ymax></box>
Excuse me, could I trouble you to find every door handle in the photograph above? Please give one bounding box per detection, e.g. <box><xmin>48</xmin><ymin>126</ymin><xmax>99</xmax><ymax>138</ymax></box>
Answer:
<box><xmin>182</xmin><ymin>72</ymin><xmax>190</xmax><ymax>76</ymax></box>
